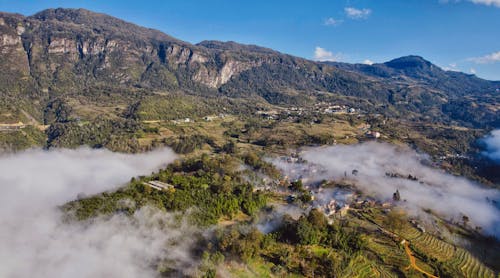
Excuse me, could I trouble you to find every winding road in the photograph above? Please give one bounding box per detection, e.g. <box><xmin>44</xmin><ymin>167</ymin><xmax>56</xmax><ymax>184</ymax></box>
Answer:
<box><xmin>403</xmin><ymin>241</ymin><xmax>439</xmax><ymax>278</ymax></box>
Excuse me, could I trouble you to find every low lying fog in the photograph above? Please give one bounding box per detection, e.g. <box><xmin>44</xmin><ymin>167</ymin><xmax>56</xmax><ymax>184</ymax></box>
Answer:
<box><xmin>482</xmin><ymin>129</ymin><xmax>500</xmax><ymax>163</ymax></box>
<box><xmin>0</xmin><ymin>148</ymin><xmax>200</xmax><ymax>277</ymax></box>
<box><xmin>276</xmin><ymin>142</ymin><xmax>500</xmax><ymax>237</ymax></box>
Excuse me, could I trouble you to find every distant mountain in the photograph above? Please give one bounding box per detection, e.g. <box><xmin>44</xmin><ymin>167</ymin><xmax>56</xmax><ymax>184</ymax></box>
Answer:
<box><xmin>0</xmin><ymin>8</ymin><xmax>498</xmax><ymax>128</ymax></box>
<box><xmin>327</xmin><ymin>55</ymin><xmax>498</xmax><ymax>97</ymax></box>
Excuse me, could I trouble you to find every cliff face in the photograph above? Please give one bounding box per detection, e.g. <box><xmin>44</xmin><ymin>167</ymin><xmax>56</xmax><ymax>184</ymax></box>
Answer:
<box><xmin>0</xmin><ymin>13</ymin><xmax>31</xmax><ymax>96</ymax></box>
<box><xmin>1</xmin><ymin>8</ymin><xmax>351</xmax><ymax>115</ymax></box>
<box><xmin>0</xmin><ymin>8</ymin><xmax>267</xmax><ymax>98</ymax></box>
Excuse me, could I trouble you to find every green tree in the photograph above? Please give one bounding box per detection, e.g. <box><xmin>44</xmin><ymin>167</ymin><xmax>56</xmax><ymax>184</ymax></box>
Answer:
<box><xmin>290</xmin><ymin>179</ymin><xmax>303</xmax><ymax>191</ymax></box>
<box><xmin>384</xmin><ymin>209</ymin><xmax>406</xmax><ymax>233</ymax></box>
<box><xmin>296</xmin><ymin>217</ymin><xmax>321</xmax><ymax>245</ymax></box>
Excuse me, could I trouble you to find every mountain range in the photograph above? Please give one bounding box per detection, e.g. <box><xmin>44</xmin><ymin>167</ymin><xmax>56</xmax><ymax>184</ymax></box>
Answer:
<box><xmin>0</xmin><ymin>8</ymin><xmax>498</xmax><ymax>129</ymax></box>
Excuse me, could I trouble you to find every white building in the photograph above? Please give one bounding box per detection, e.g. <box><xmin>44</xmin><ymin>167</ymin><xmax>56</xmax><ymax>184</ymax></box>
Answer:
<box><xmin>144</xmin><ymin>181</ymin><xmax>174</xmax><ymax>191</ymax></box>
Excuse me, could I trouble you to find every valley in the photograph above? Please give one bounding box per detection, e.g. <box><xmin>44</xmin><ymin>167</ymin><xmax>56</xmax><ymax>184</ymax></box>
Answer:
<box><xmin>0</xmin><ymin>7</ymin><xmax>499</xmax><ymax>278</ymax></box>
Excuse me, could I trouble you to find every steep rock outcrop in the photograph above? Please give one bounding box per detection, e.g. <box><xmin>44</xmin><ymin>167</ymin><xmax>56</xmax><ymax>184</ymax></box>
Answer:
<box><xmin>0</xmin><ymin>8</ymin><xmax>264</xmax><ymax>94</ymax></box>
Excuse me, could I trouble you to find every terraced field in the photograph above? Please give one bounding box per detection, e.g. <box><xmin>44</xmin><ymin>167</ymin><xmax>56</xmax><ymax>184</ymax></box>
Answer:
<box><xmin>341</xmin><ymin>255</ymin><xmax>395</xmax><ymax>278</ymax></box>
<box><xmin>368</xmin><ymin>237</ymin><xmax>408</xmax><ymax>267</ymax></box>
<box><xmin>403</xmin><ymin>225</ymin><xmax>423</xmax><ymax>240</ymax></box>
<box><xmin>448</xmin><ymin>249</ymin><xmax>496</xmax><ymax>278</ymax></box>
<box><xmin>410</xmin><ymin>232</ymin><xmax>496</xmax><ymax>278</ymax></box>
<box><xmin>349</xmin><ymin>210</ymin><xmax>497</xmax><ymax>278</ymax></box>
<box><xmin>375</xmin><ymin>266</ymin><xmax>397</xmax><ymax>278</ymax></box>
<box><xmin>412</xmin><ymin>233</ymin><xmax>455</xmax><ymax>261</ymax></box>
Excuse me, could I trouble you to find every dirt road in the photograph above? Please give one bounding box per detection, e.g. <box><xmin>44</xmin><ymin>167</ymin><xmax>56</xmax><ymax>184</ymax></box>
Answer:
<box><xmin>403</xmin><ymin>241</ymin><xmax>439</xmax><ymax>278</ymax></box>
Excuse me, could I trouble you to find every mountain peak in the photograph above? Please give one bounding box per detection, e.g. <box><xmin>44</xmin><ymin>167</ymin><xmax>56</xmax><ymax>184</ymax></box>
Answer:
<box><xmin>29</xmin><ymin>8</ymin><xmax>182</xmax><ymax>44</ymax></box>
<box><xmin>31</xmin><ymin>8</ymin><xmax>100</xmax><ymax>22</ymax></box>
<box><xmin>384</xmin><ymin>55</ymin><xmax>434</xmax><ymax>70</ymax></box>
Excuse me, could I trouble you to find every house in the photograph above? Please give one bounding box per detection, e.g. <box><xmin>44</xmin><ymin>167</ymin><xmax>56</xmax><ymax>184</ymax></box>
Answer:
<box><xmin>0</xmin><ymin>121</ymin><xmax>26</xmax><ymax>131</ymax></box>
<box><xmin>172</xmin><ymin>118</ymin><xmax>193</xmax><ymax>124</ymax></box>
<box><xmin>144</xmin><ymin>181</ymin><xmax>174</xmax><ymax>191</ymax></box>
<box><xmin>309</xmin><ymin>191</ymin><xmax>315</xmax><ymax>201</ymax></box>
<box><xmin>416</xmin><ymin>224</ymin><xmax>426</xmax><ymax>233</ymax></box>
<box><xmin>203</xmin><ymin>116</ymin><xmax>217</xmax><ymax>122</ymax></box>
<box><xmin>410</xmin><ymin>219</ymin><xmax>426</xmax><ymax>233</ymax></box>
<box><xmin>338</xmin><ymin>204</ymin><xmax>350</xmax><ymax>217</ymax></box>
<box><xmin>365</xmin><ymin>131</ymin><xmax>381</xmax><ymax>139</ymax></box>
<box><xmin>382</xmin><ymin>202</ymin><xmax>392</xmax><ymax>208</ymax></box>
<box><xmin>321</xmin><ymin>200</ymin><xmax>337</xmax><ymax>216</ymax></box>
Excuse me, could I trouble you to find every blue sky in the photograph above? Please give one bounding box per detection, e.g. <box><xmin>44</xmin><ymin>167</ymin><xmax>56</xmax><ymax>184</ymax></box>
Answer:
<box><xmin>1</xmin><ymin>0</ymin><xmax>499</xmax><ymax>80</ymax></box>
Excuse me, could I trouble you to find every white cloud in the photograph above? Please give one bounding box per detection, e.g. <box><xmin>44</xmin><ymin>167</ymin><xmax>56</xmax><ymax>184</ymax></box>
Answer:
<box><xmin>441</xmin><ymin>0</ymin><xmax>500</xmax><ymax>7</ymax></box>
<box><xmin>273</xmin><ymin>142</ymin><xmax>500</xmax><ymax>237</ymax></box>
<box><xmin>482</xmin><ymin>129</ymin><xmax>500</xmax><ymax>162</ymax></box>
<box><xmin>0</xmin><ymin>148</ymin><xmax>202</xmax><ymax>277</ymax></box>
<box><xmin>314</xmin><ymin>46</ymin><xmax>341</xmax><ymax>62</ymax></box>
<box><xmin>468</xmin><ymin>51</ymin><xmax>500</xmax><ymax>64</ymax></box>
<box><xmin>442</xmin><ymin>63</ymin><xmax>458</xmax><ymax>71</ymax></box>
<box><xmin>323</xmin><ymin>17</ymin><xmax>343</xmax><ymax>26</ymax></box>
<box><xmin>345</xmin><ymin>7</ymin><xmax>372</xmax><ymax>19</ymax></box>
<box><xmin>469</xmin><ymin>0</ymin><xmax>500</xmax><ymax>7</ymax></box>
<box><xmin>362</xmin><ymin>59</ymin><xmax>374</xmax><ymax>65</ymax></box>
<box><xmin>470</xmin><ymin>68</ymin><xmax>477</xmax><ymax>74</ymax></box>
